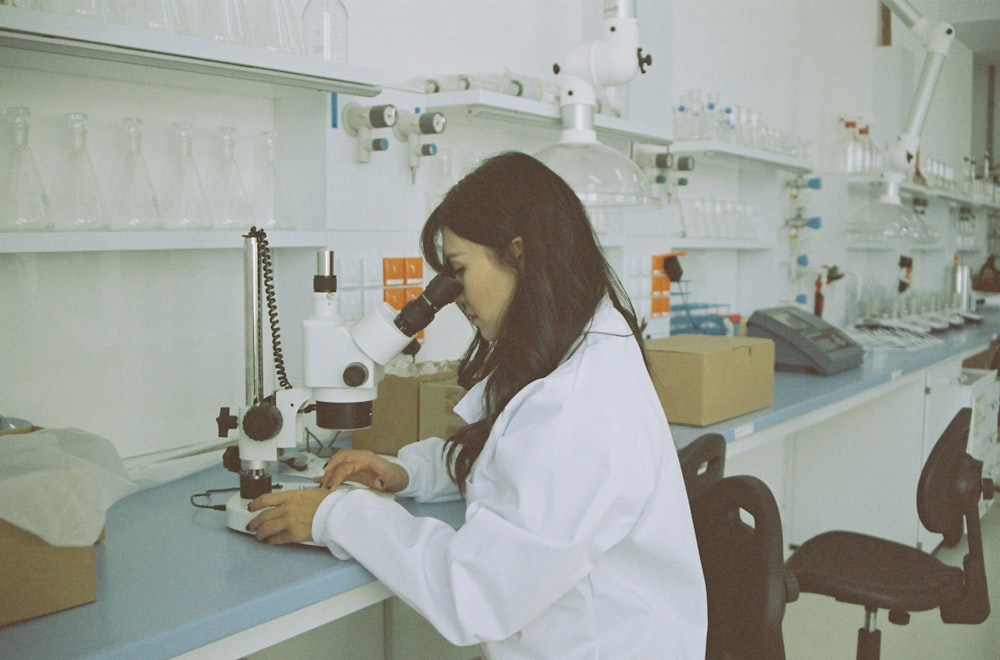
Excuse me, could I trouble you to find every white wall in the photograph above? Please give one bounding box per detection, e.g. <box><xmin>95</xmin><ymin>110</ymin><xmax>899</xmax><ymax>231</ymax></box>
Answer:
<box><xmin>0</xmin><ymin>0</ymin><xmax>982</xmax><ymax>460</ymax></box>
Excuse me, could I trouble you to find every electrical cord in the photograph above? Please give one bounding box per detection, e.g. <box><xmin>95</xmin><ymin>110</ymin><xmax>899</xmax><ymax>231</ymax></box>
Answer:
<box><xmin>246</xmin><ymin>227</ymin><xmax>292</xmax><ymax>390</ymax></box>
<box><xmin>190</xmin><ymin>484</ymin><xmax>285</xmax><ymax>510</ymax></box>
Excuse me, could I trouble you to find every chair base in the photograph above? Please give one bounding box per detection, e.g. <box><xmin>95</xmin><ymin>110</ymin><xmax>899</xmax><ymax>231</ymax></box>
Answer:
<box><xmin>856</xmin><ymin>626</ymin><xmax>881</xmax><ymax>660</ymax></box>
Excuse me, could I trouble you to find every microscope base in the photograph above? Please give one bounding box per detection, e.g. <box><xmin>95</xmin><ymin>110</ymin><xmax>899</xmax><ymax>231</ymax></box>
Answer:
<box><xmin>226</xmin><ymin>484</ymin><xmax>325</xmax><ymax>547</ymax></box>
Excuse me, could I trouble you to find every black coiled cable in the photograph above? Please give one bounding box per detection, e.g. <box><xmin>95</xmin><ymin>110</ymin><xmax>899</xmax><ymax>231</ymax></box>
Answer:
<box><xmin>247</xmin><ymin>227</ymin><xmax>292</xmax><ymax>390</ymax></box>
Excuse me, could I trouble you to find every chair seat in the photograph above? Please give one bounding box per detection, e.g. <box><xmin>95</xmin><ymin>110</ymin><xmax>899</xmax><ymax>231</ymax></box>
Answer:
<box><xmin>786</xmin><ymin>530</ymin><xmax>965</xmax><ymax>613</ymax></box>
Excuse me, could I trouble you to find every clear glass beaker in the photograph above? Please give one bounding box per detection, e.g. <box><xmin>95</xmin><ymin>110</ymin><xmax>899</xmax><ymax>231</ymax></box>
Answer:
<box><xmin>52</xmin><ymin>112</ymin><xmax>108</xmax><ymax>231</ymax></box>
<box><xmin>111</xmin><ymin>117</ymin><xmax>161</xmax><ymax>230</ymax></box>
<box><xmin>211</xmin><ymin>126</ymin><xmax>251</xmax><ymax>230</ymax></box>
<box><xmin>161</xmin><ymin>121</ymin><xmax>211</xmax><ymax>230</ymax></box>
<box><xmin>0</xmin><ymin>107</ymin><xmax>51</xmax><ymax>232</ymax></box>
<box><xmin>302</xmin><ymin>0</ymin><xmax>348</xmax><ymax>64</ymax></box>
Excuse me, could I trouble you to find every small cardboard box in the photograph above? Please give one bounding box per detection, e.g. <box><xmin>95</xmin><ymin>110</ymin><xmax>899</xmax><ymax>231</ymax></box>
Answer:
<box><xmin>647</xmin><ymin>335</ymin><xmax>775</xmax><ymax>426</ymax></box>
<box><xmin>352</xmin><ymin>370</ymin><xmax>465</xmax><ymax>455</ymax></box>
<box><xmin>0</xmin><ymin>519</ymin><xmax>97</xmax><ymax>627</ymax></box>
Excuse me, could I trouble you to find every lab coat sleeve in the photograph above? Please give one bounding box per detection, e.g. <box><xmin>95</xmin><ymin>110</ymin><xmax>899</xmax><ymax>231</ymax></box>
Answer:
<box><xmin>393</xmin><ymin>436</ymin><xmax>462</xmax><ymax>503</ymax></box>
<box><xmin>312</xmin><ymin>382</ymin><xmax>657</xmax><ymax>646</ymax></box>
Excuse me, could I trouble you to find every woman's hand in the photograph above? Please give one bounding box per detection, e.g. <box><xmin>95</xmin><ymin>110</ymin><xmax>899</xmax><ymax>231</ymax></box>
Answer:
<box><xmin>247</xmin><ymin>487</ymin><xmax>332</xmax><ymax>545</ymax></box>
<box><xmin>318</xmin><ymin>448</ymin><xmax>409</xmax><ymax>493</ymax></box>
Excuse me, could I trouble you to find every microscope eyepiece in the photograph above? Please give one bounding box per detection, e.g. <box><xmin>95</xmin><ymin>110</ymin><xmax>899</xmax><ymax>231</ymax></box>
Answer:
<box><xmin>394</xmin><ymin>274</ymin><xmax>462</xmax><ymax>337</ymax></box>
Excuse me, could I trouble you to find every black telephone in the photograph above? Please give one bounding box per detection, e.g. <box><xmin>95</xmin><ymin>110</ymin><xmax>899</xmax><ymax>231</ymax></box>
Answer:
<box><xmin>747</xmin><ymin>306</ymin><xmax>863</xmax><ymax>375</ymax></box>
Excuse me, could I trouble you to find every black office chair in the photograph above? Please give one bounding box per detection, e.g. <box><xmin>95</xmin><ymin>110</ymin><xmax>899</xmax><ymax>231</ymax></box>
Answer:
<box><xmin>678</xmin><ymin>432</ymin><xmax>726</xmax><ymax>500</ymax></box>
<box><xmin>692</xmin><ymin>475</ymin><xmax>797</xmax><ymax>659</ymax></box>
<box><xmin>785</xmin><ymin>407</ymin><xmax>995</xmax><ymax>660</ymax></box>
<box><xmin>679</xmin><ymin>433</ymin><xmax>797</xmax><ymax>659</ymax></box>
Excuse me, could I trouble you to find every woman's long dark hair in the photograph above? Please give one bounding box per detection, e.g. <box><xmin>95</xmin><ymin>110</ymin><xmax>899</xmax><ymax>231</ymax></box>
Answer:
<box><xmin>420</xmin><ymin>151</ymin><xmax>646</xmax><ymax>493</ymax></box>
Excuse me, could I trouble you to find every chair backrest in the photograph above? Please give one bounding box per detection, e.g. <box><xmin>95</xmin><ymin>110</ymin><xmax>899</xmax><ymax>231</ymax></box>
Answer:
<box><xmin>678</xmin><ymin>433</ymin><xmax>726</xmax><ymax>501</ymax></box>
<box><xmin>917</xmin><ymin>406</ymin><xmax>973</xmax><ymax>545</ymax></box>
<box><xmin>915</xmin><ymin>406</ymin><xmax>991</xmax><ymax>624</ymax></box>
<box><xmin>691</xmin><ymin>475</ymin><xmax>789</xmax><ymax>660</ymax></box>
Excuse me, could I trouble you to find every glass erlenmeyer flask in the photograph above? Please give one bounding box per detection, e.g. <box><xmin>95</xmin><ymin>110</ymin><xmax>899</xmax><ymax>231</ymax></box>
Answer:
<box><xmin>119</xmin><ymin>0</ymin><xmax>189</xmax><ymax>34</ymax></box>
<box><xmin>161</xmin><ymin>121</ymin><xmax>211</xmax><ymax>230</ymax></box>
<box><xmin>53</xmin><ymin>112</ymin><xmax>108</xmax><ymax>231</ymax></box>
<box><xmin>200</xmin><ymin>0</ymin><xmax>250</xmax><ymax>44</ymax></box>
<box><xmin>252</xmin><ymin>130</ymin><xmax>297</xmax><ymax>230</ymax></box>
<box><xmin>253</xmin><ymin>0</ymin><xmax>302</xmax><ymax>53</ymax></box>
<box><xmin>42</xmin><ymin>0</ymin><xmax>116</xmax><ymax>21</ymax></box>
<box><xmin>211</xmin><ymin>126</ymin><xmax>251</xmax><ymax>230</ymax></box>
<box><xmin>111</xmin><ymin>117</ymin><xmax>161</xmax><ymax>230</ymax></box>
<box><xmin>0</xmin><ymin>107</ymin><xmax>51</xmax><ymax>232</ymax></box>
<box><xmin>302</xmin><ymin>0</ymin><xmax>348</xmax><ymax>63</ymax></box>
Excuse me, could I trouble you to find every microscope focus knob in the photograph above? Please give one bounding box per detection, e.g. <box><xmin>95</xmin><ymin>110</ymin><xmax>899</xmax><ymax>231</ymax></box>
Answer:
<box><xmin>243</xmin><ymin>403</ymin><xmax>282</xmax><ymax>441</ymax></box>
<box><xmin>343</xmin><ymin>362</ymin><xmax>369</xmax><ymax>387</ymax></box>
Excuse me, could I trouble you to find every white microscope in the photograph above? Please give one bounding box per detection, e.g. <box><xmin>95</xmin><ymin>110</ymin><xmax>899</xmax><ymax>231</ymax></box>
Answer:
<box><xmin>216</xmin><ymin>230</ymin><xmax>461</xmax><ymax>535</ymax></box>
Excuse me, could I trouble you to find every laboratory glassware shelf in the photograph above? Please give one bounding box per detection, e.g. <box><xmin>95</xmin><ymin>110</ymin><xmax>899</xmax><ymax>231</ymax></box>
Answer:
<box><xmin>669</xmin><ymin>140</ymin><xmax>812</xmax><ymax>174</ymax></box>
<box><xmin>670</xmin><ymin>237</ymin><xmax>773</xmax><ymax>251</ymax></box>
<box><xmin>422</xmin><ymin>89</ymin><xmax>671</xmax><ymax>146</ymax></box>
<box><xmin>0</xmin><ymin>230</ymin><xmax>328</xmax><ymax>254</ymax></box>
<box><xmin>0</xmin><ymin>5</ymin><xmax>381</xmax><ymax>98</ymax></box>
<box><xmin>844</xmin><ymin>174</ymin><xmax>1000</xmax><ymax>212</ymax></box>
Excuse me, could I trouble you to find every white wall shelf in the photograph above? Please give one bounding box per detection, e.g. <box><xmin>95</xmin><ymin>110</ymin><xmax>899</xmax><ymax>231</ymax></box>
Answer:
<box><xmin>670</xmin><ymin>140</ymin><xmax>812</xmax><ymax>174</ymax></box>
<box><xmin>0</xmin><ymin>230</ymin><xmax>327</xmax><ymax>254</ymax></box>
<box><xmin>422</xmin><ymin>89</ymin><xmax>671</xmax><ymax>146</ymax></box>
<box><xmin>671</xmin><ymin>237</ymin><xmax>772</xmax><ymax>251</ymax></box>
<box><xmin>0</xmin><ymin>5</ymin><xmax>381</xmax><ymax>98</ymax></box>
<box><xmin>844</xmin><ymin>174</ymin><xmax>1000</xmax><ymax>212</ymax></box>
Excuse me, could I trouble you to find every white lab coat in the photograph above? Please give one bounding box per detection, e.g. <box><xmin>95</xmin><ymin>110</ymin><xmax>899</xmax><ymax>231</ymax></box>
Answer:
<box><xmin>312</xmin><ymin>300</ymin><xmax>707</xmax><ymax>658</ymax></box>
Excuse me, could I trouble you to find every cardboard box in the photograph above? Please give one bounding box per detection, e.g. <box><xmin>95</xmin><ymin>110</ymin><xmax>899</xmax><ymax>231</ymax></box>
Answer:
<box><xmin>418</xmin><ymin>378</ymin><xmax>468</xmax><ymax>441</ymax></box>
<box><xmin>352</xmin><ymin>370</ymin><xmax>465</xmax><ymax>455</ymax></box>
<box><xmin>0</xmin><ymin>518</ymin><xmax>96</xmax><ymax>627</ymax></box>
<box><xmin>647</xmin><ymin>335</ymin><xmax>775</xmax><ymax>426</ymax></box>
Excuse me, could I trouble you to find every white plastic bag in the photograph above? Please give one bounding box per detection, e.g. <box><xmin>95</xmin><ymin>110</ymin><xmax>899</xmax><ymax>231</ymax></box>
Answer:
<box><xmin>0</xmin><ymin>428</ymin><xmax>138</xmax><ymax>546</ymax></box>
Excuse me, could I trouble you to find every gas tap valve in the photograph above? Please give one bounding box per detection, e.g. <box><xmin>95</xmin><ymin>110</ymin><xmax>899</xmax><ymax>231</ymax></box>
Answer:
<box><xmin>393</xmin><ymin>109</ymin><xmax>447</xmax><ymax>183</ymax></box>
<box><xmin>342</xmin><ymin>102</ymin><xmax>398</xmax><ymax>163</ymax></box>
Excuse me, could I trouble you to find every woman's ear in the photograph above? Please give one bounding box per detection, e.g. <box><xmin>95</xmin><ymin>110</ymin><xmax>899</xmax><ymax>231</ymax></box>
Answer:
<box><xmin>510</xmin><ymin>236</ymin><xmax>525</xmax><ymax>265</ymax></box>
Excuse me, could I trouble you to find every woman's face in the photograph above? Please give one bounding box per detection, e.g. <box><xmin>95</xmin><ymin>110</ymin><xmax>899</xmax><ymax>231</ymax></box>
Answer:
<box><xmin>441</xmin><ymin>227</ymin><xmax>521</xmax><ymax>342</ymax></box>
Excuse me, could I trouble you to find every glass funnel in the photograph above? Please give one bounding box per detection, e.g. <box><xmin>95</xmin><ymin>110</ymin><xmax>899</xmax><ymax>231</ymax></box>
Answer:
<box><xmin>211</xmin><ymin>126</ymin><xmax>251</xmax><ymax>230</ymax></box>
<box><xmin>111</xmin><ymin>117</ymin><xmax>161</xmax><ymax>230</ymax></box>
<box><xmin>161</xmin><ymin>121</ymin><xmax>211</xmax><ymax>229</ymax></box>
<box><xmin>52</xmin><ymin>112</ymin><xmax>108</xmax><ymax>231</ymax></box>
<box><xmin>0</xmin><ymin>107</ymin><xmax>51</xmax><ymax>232</ymax></box>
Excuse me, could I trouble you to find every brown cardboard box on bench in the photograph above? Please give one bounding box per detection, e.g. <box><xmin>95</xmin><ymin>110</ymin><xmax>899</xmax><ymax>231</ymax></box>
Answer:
<box><xmin>646</xmin><ymin>335</ymin><xmax>775</xmax><ymax>426</ymax></box>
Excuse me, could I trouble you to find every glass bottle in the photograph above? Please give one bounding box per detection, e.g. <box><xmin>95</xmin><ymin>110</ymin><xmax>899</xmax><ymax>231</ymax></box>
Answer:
<box><xmin>161</xmin><ymin>121</ymin><xmax>211</xmax><ymax>230</ymax></box>
<box><xmin>302</xmin><ymin>0</ymin><xmax>348</xmax><ymax>64</ymax></box>
<box><xmin>252</xmin><ymin>130</ymin><xmax>296</xmax><ymax>230</ymax></box>
<box><xmin>0</xmin><ymin>107</ymin><xmax>50</xmax><ymax>231</ymax></box>
<box><xmin>52</xmin><ymin>112</ymin><xmax>107</xmax><ymax>231</ymax></box>
<box><xmin>111</xmin><ymin>118</ymin><xmax>161</xmax><ymax>230</ymax></box>
<box><xmin>211</xmin><ymin>126</ymin><xmax>251</xmax><ymax>230</ymax></box>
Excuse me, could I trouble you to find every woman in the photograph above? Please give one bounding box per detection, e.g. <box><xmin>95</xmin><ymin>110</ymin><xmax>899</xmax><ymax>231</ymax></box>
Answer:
<box><xmin>248</xmin><ymin>151</ymin><xmax>707</xmax><ymax>658</ymax></box>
